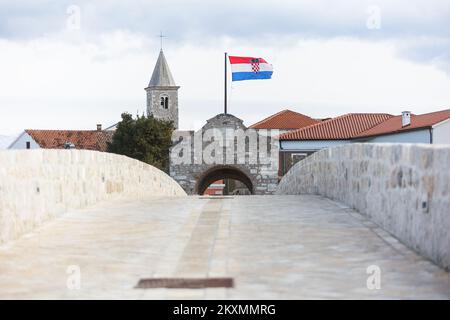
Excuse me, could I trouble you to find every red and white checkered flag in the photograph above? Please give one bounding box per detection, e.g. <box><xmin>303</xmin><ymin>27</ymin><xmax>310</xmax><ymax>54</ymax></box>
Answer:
<box><xmin>250</xmin><ymin>58</ymin><xmax>260</xmax><ymax>73</ymax></box>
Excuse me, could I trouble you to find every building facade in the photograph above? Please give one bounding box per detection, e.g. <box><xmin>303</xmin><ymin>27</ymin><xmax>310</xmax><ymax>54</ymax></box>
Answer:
<box><xmin>8</xmin><ymin>127</ymin><xmax>114</xmax><ymax>151</ymax></box>
<box><xmin>278</xmin><ymin>110</ymin><xmax>450</xmax><ymax>175</ymax></box>
<box><xmin>170</xmin><ymin>113</ymin><xmax>280</xmax><ymax>195</ymax></box>
<box><xmin>145</xmin><ymin>50</ymin><xmax>180</xmax><ymax>129</ymax></box>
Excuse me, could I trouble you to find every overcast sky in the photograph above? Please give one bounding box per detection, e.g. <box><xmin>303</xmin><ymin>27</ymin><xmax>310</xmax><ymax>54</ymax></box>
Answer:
<box><xmin>0</xmin><ymin>0</ymin><xmax>450</xmax><ymax>135</ymax></box>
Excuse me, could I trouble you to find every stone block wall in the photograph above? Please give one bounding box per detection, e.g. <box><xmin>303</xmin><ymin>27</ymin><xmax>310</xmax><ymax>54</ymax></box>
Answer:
<box><xmin>276</xmin><ymin>143</ymin><xmax>450</xmax><ymax>271</ymax></box>
<box><xmin>170</xmin><ymin>113</ymin><xmax>280</xmax><ymax>195</ymax></box>
<box><xmin>0</xmin><ymin>150</ymin><xmax>186</xmax><ymax>244</ymax></box>
<box><xmin>147</xmin><ymin>87</ymin><xmax>179</xmax><ymax>129</ymax></box>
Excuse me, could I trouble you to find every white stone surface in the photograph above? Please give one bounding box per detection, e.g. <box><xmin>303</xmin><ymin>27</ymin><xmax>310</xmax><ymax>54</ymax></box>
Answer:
<box><xmin>0</xmin><ymin>150</ymin><xmax>186</xmax><ymax>244</ymax></box>
<box><xmin>0</xmin><ymin>196</ymin><xmax>449</xmax><ymax>299</ymax></box>
<box><xmin>276</xmin><ymin>143</ymin><xmax>450</xmax><ymax>271</ymax></box>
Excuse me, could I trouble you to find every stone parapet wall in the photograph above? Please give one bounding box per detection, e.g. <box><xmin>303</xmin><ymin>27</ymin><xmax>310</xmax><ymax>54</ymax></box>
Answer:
<box><xmin>0</xmin><ymin>150</ymin><xmax>186</xmax><ymax>244</ymax></box>
<box><xmin>276</xmin><ymin>143</ymin><xmax>450</xmax><ymax>270</ymax></box>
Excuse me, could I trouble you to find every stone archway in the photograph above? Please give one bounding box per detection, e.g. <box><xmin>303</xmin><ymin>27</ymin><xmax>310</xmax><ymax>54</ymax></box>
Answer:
<box><xmin>195</xmin><ymin>165</ymin><xmax>254</xmax><ymax>195</ymax></box>
<box><xmin>170</xmin><ymin>113</ymin><xmax>279</xmax><ymax>195</ymax></box>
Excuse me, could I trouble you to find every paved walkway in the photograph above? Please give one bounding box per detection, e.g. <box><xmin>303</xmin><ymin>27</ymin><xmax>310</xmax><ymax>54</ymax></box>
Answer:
<box><xmin>1</xmin><ymin>195</ymin><xmax>449</xmax><ymax>299</ymax></box>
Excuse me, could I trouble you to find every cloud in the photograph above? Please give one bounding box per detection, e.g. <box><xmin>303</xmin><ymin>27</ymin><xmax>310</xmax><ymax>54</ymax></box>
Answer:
<box><xmin>1</xmin><ymin>0</ymin><xmax>449</xmax><ymax>74</ymax></box>
<box><xmin>395</xmin><ymin>36</ymin><xmax>450</xmax><ymax>73</ymax></box>
<box><xmin>0</xmin><ymin>1</ymin><xmax>449</xmax><ymax>134</ymax></box>
<box><xmin>1</xmin><ymin>0</ymin><xmax>449</xmax><ymax>40</ymax></box>
<box><xmin>1</xmin><ymin>31</ymin><xmax>450</xmax><ymax>134</ymax></box>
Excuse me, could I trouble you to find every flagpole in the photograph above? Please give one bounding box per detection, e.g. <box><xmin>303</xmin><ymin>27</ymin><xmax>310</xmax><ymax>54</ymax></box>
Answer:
<box><xmin>224</xmin><ymin>52</ymin><xmax>228</xmax><ymax>115</ymax></box>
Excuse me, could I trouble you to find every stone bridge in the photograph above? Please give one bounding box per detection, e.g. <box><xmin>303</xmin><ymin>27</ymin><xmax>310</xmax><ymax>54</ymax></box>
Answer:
<box><xmin>0</xmin><ymin>146</ymin><xmax>449</xmax><ymax>299</ymax></box>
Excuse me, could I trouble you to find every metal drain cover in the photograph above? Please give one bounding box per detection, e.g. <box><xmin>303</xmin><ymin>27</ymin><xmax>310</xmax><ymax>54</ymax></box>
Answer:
<box><xmin>198</xmin><ymin>196</ymin><xmax>234</xmax><ymax>199</ymax></box>
<box><xmin>135</xmin><ymin>278</ymin><xmax>234</xmax><ymax>289</ymax></box>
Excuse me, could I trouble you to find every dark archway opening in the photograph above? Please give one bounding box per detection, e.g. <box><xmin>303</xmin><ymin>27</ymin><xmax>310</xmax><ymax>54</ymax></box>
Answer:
<box><xmin>196</xmin><ymin>166</ymin><xmax>254</xmax><ymax>195</ymax></box>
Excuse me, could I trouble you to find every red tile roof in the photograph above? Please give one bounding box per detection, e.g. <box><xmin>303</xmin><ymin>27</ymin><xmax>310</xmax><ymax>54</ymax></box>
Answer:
<box><xmin>356</xmin><ymin>109</ymin><xmax>450</xmax><ymax>138</ymax></box>
<box><xmin>25</xmin><ymin>130</ymin><xmax>115</xmax><ymax>152</ymax></box>
<box><xmin>249</xmin><ymin>109</ymin><xmax>320</xmax><ymax>129</ymax></box>
<box><xmin>280</xmin><ymin>113</ymin><xmax>393</xmax><ymax>140</ymax></box>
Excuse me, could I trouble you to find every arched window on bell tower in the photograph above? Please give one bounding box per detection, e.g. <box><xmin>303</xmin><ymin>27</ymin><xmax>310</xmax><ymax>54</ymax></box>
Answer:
<box><xmin>160</xmin><ymin>95</ymin><xmax>169</xmax><ymax>109</ymax></box>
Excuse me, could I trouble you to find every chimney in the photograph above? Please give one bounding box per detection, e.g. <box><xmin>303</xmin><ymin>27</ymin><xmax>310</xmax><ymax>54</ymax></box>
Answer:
<box><xmin>96</xmin><ymin>124</ymin><xmax>102</xmax><ymax>131</ymax></box>
<box><xmin>401</xmin><ymin>111</ymin><xmax>411</xmax><ymax>127</ymax></box>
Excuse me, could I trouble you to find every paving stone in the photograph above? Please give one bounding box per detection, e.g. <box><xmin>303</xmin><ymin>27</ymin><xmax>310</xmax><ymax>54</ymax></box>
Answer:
<box><xmin>0</xmin><ymin>195</ymin><xmax>449</xmax><ymax>299</ymax></box>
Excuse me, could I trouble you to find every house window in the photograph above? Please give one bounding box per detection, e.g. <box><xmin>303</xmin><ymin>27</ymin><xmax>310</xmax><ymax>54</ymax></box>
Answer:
<box><xmin>26</xmin><ymin>141</ymin><xmax>31</xmax><ymax>149</ymax></box>
<box><xmin>160</xmin><ymin>95</ymin><xmax>169</xmax><ymax>109</ymax></box>
<box><xmin>291</xmin><ymin>153</ymin><xmax>308</xmax><ymax>165</ymax></box>
<box><xmin>280</xmin><ymin>152</ymin><xmax>309</xmax><ymax>177</ymax></box>
<box><xmin>64</xmin><ymin>142</ymin><xmax>75</xmax><ymax>149</ymax></box>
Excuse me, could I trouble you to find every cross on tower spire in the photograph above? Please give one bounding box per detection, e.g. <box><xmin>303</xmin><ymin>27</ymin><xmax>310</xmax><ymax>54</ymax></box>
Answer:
<box><xmin>158</xmin><ymin>31</ymin><xmax>166</xmax><ymax>50</ymax></box>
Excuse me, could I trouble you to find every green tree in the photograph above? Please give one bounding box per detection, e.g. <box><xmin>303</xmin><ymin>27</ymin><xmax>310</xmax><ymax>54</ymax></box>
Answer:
<box><xmin>107</xmin><ymin>113</ymin><xmax>174</xmax><ymax>172</ymax></box>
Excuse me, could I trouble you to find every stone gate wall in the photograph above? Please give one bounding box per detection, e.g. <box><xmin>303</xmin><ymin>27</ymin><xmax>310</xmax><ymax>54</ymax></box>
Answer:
<box><xmin>170</xmin><ymin>113</ymin><xmax>279</xmax><ymax>195</ymax></box>
<box><xmin>276</xmin><ymin>143</ymin><xmax>450</xmax><ymax>270</ymax></box>
<box><xmin>0</xmin><ymin>150</ymin><xmax>186</xmax><ymax>244</ymax></box>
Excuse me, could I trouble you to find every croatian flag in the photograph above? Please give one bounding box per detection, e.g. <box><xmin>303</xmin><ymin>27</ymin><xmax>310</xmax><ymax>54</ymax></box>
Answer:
<box><xmin>228</xmin><ymin>56</ymin><xmax>273</xmax><ymax>81</ymax></box>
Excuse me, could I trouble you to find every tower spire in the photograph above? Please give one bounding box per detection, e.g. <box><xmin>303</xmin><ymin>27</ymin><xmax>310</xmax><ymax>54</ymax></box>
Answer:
<box><xmin>148</xmin><ymin>50</ymin><xmax>176</xmax><ymax>87</ymax></box>
<box><xmin>145</xmin><ymin>47</ymin><xmax>180</xmax><ymax>129</ymax></box>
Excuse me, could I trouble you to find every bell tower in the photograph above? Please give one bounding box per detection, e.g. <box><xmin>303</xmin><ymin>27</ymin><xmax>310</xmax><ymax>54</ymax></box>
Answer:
<box><xmin>145</xmin><ymin>49</ymin><xmax>180</xmax><ymax>129</ymax></box>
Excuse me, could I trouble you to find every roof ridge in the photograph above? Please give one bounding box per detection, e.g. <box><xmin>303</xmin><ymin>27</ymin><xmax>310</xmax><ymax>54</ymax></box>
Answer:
<box><xmin>279</xmin><ymin>113</ymin><xmax>346</xmax><ymax>137</ymax></box>
<box><xmin>26</xmin><ymin>129</ymin><xmax>105</xmax><ymax>132</ymax></box>
<box><xmin>353</xmin><ymin>114</ymin><xmax>396</xmax><ymax>137</ymax></box>
<box><xmin>355</xmin><ymin>108</ymin><xmax>450</xmax><ymax>138</ymax></box>
<box><xmin>285</xmin><ymin>116</ymin><xmax>329</xmax><ymax>133</ymax></box>
<box><xmin>249</xmin><ymin>109</ymin><xmax>317</xmax><ymax>129</ymax></box>
<box><xmin>280</xmin><ymin>113</ymin><xmax>393</xmax><ymax>140</ymax></box>
<box><xmin>335</xmin><ymin>112</ymin><xmax>393</xmax><ymax>117</ymax></box>
<box><xmin>249</xmin><ymin>109</ymin><xmax>291</xmax><ymax>128</ymax></box>
<box><xmin>23</xmin><ymin>129</ymin><xmax>114</xmax><ymax>152</ymax></box>
<box><xmin>414</xmin><ymin>108</ymin><xmax>450</xmax><ymax>117</ymax></box>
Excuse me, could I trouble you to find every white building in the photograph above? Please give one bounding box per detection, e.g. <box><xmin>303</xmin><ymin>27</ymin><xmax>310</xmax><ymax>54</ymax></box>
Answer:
<box><xmin>355</xmin><ymin>110</ymin><xmax>450</xmax><ymax>144</ymax></box>
<box><xmin>8</xmin><ymin>126</ymin><xmax>114</xmax><ymax>151</ymax></box>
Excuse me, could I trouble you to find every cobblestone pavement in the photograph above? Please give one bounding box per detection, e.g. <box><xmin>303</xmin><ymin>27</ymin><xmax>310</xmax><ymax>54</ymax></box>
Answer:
<box><xmin>1</xmin><ymin>195</ymin><xmax>449</xmax><ymax>299</ymax></box>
